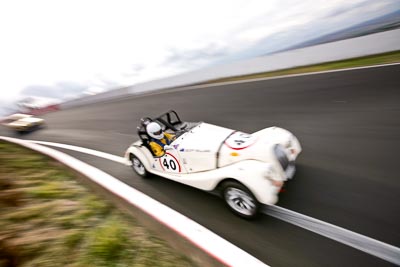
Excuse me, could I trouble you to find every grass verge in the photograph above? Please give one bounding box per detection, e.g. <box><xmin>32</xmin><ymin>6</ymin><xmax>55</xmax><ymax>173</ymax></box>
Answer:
<box><xmin>204</xmin><ymin>50</ymin><xmax>400</xmax><ymax>84</ymax></box>
<box><xmin>0</xmin><ymin>141</ymin><xmax>195</xmax><ymax>267</ymax></box>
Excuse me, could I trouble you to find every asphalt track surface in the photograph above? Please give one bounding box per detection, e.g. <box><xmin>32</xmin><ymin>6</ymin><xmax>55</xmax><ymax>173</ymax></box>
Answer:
<box><xmin>2</xmin><ymin>64</ymin><xmax>399</xmax><ymax>266</ymax></box>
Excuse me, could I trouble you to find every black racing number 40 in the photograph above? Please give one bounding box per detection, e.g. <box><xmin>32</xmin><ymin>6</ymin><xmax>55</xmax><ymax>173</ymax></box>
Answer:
<box><xmin>163</xmin><ymin>158</ymin><xmax>177</xmax><ymax>170</ymax></box>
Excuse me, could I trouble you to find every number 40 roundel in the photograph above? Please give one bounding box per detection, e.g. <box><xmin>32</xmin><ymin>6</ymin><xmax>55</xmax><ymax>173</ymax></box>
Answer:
<box><xmin>225</xmin><ymin>131</ymin><xmax>257</xmax><ymax>150</ymax></box>
<box><xmin>159</xmin><ymin>152</ymin><xmax>181</xmax><ymax>173</ymax></box>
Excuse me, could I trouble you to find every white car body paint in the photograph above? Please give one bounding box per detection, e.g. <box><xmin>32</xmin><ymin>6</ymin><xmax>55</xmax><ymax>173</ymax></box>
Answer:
<box><xmin>125</xmin><ymin>122</ymin><xmax>301</xmax><ymax>206</ymax></box>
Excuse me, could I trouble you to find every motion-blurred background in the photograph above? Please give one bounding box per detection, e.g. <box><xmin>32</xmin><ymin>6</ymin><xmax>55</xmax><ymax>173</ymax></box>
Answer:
<box><xmin>1</xmin><ymin>0</ymin><xmax>399</xmax><ymax>115</ymax></box>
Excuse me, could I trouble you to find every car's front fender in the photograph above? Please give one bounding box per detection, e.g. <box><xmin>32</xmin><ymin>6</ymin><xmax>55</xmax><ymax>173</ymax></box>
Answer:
<box><xmin>214</xmin><ymin>160</ymin><xmax>283</xmax><ymax>205</ymax></box>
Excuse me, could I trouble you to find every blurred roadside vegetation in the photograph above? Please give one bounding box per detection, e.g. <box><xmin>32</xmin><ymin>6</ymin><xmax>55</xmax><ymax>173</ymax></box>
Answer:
<box><xmin>205</xmin><ymin>50</ymin><xmax>400</xmax><ymax>84</ymax></box>
<box><xmin>0</xmin><ymin>141</ymin><xmax>195</xmax><ymax>267</ymax></box>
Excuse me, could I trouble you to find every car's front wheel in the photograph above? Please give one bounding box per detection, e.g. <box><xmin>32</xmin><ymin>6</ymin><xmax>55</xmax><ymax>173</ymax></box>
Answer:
<box><xmin>130</xmin><ymin>155</ymin><xmax>148</xmax><ymax>178</ymax></box>
<box><xmin>222</xmin><ymin>181</ymin><xmax>259</xmax><ymax>219</ymax></box>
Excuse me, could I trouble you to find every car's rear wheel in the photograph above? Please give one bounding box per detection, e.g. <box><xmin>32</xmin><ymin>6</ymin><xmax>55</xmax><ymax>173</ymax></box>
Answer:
<box><xmin>222</xmin><ymin>181</ymin><xmax>259</xmax><ymax>219</ymax></box>
<box><xmin>130</xmin><ymin>155</ymin><xmax>148</xmax><ymax>178</ymax></box>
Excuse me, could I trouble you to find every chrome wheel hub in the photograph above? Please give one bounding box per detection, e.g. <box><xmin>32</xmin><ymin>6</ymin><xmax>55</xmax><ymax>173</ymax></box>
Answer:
<box><xmin>225</xmin><ymin>188</ymin><xmax>256</xmax><ymax>216</ymax></box>
<box><xmin>132</xmin><ymin>158</ymin><xmax>145</xmax><ymax>175</ymax></box>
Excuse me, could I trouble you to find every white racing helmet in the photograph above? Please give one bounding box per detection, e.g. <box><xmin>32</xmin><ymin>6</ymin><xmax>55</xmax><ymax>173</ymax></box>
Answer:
<box><xmin>146</xmin><ymin>122</ymin><xmax>164</xmax><ymax>139</ymax></box>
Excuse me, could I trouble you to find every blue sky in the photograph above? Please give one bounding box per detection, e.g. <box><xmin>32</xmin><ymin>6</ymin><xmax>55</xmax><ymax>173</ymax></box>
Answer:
<box><xmin>0</xmin><ymin>0</ymin><xmax>399</xmax><ymax>114</ymax></box>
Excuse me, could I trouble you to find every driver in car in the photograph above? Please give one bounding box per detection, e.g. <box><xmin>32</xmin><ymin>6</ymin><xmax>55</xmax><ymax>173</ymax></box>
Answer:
<box><xmin>146</xmin><ymin>122</ymin><xmax>176</xmax><ymax>157</ymax></box>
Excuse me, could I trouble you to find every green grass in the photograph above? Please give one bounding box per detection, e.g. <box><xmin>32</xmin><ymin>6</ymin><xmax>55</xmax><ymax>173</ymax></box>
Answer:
<box><xmin>0</xmin><ymin>141</ymin><xmax>195</xmax><ymax>267</ymax></box>
<box><xmin>204</xmin><ymin>50</ymin><xmax>400</xmax><ymax>84</ymax></box>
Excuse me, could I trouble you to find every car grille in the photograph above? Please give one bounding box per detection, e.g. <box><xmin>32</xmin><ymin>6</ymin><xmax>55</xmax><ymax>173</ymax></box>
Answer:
<box><xmin>274</xmin><ymin>144</ymin><xmax>290</xmax><ymax>170</ymax></box>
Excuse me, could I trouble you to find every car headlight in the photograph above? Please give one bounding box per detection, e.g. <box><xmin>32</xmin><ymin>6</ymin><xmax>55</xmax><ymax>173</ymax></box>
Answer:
<box><xmin>284</xmin><ymin>138</ymin><xmax>292</xmax><ymax>148</ymax></box>
<box><xmin>285</xmin><ymin>136</ymin><xmax>297</xmax><ymax>154</ymax></box>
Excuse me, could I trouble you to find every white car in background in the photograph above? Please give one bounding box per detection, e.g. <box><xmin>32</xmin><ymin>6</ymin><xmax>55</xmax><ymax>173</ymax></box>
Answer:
<box><xmin>125</xmin><ymin>110</ymin><xmax>301</xmax><ymax>219</ymax></box>
<box><xmin>1</xmin><ymin>113</ymin><xmax>45</xmax><ymax>133</ymax></box>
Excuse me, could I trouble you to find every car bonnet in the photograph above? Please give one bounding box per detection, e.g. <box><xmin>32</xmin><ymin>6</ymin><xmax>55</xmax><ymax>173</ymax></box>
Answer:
<box><xmin>174</xmin><ymin>122</ymin><xmax>234</xmax><ymax>153</ymax></box>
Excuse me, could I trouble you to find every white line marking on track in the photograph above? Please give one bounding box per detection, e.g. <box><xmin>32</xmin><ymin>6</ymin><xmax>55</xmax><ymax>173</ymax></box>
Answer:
<box><xmin>143</xmin><ymin>62</ymin><xmax>400</xmax><ymax>96</ymax></box>
<box><xmin>25</xmin><ymin>140</ymin><xmax>126</xmax><ymax>164</ymax></box>
<box><xmin>263</xmin><ymin>206</ymin><xmax>400</xmax><ymax>266</ymax></box>
<box><xmin>2</xmin><ymin>136</ymin><xmax>268</xmax><ymax>267</ymax></box>
<box><xmin>26</xmin><ymin>139</ymin><xmax>400</xmax><ymax>265</ymax></box>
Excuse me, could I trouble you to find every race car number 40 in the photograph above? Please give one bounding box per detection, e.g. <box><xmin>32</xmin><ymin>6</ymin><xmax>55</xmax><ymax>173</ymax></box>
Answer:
<box><xmin>159</xmin><ymin>152</ymin><xmax>181</xmax><ymax>173</ymax></box>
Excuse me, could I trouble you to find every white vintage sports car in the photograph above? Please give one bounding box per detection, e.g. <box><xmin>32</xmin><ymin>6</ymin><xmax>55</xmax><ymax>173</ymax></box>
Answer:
<box><xmin>1</xmin><ymin>113</ymin><xmax>45</xmax><ymax>133</ymax></box>
<box><xmin>125</xmin><ymin>110</ymin><xmax>301</xmax><ymax>219</ymax></box>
